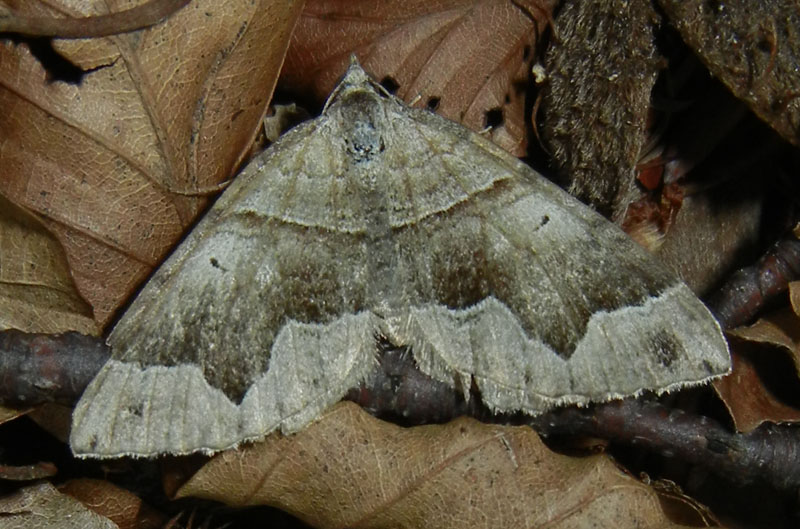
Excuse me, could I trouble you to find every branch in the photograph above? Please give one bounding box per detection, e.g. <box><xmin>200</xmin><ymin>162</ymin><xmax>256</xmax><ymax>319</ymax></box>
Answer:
<box><xmin>0</xmin><ymin>330</ymin><xmax>108</xmax><ymax>406</ymax></box>
<box><xmin>707</xmin><ymin>234</ymin><xmax>800</xmax><ymax>329</ymax></box>
<box><xmin>530</xmin><ymin>400</ymin><xmax>800</xmax><ymax>491</ymax></box>
<box><xmin>3</xmin><ymin>299</ymin><xmax>800</xmax><ymax>493</ymax></box>
<box><xmin>347</xmin><ymin>341</ymin><xmax>800</xmax><ymax>493</ymax></box>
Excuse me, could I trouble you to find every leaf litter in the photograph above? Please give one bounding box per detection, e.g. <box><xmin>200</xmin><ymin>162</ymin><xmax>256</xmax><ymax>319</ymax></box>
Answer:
<box><xmin>6</xmin><ymin>0</ymin><xmax>800</xmax><ymax>524</ymax></box>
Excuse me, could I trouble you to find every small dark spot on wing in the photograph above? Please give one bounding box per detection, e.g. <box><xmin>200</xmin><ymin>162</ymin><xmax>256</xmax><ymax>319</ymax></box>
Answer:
<box><xmin>702</xmin><ymin>360</ymin><xmax>714</xmax><ymax>375</ymax></box>
<box><xmin>209</xmin><ymin>257</ymin><xmax>228</xmax><ymax>272</ymax></box>
<box><xmin>651</xmin><ymin>330</ymin><xmax>681</xmax><ymax>367</ymax></box>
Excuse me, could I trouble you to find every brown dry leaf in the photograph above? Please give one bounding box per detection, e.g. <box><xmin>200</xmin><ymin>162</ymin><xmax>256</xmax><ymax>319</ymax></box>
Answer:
<box><xmin>658</xmin><ymin>0</ymin><xmax>800</xmax><ymax>147</ymax></box>
<box><xmin>789</xmin><ymin>280</ymin><xmax>800</xmax><ymax>319</ymax></box>
<box><xmin>714</xmin><ymin>283</ymin><xmax>800</xmax><ymax>431</ymax></box>
<box><xmin>281</xmin><ymin>0</ymin><xmax>555</xmax><ymax>156</ymax></box>
<box><xmin>0</xmin><ymin>405</ymin><xmax>30</xmax><ymax>425</ymax></box>
<box><xmin>650</xmin><ymin>180</ymin><xmax>764</xmax><ymax>296</ymax></box>
<box><xmin>59</xmin><ymin>479</ymin><xmax>165</xmax><ymax>529</ymax></box>
<box><xmin>27</xmin><ymin>403</ymin><xmax>73</xmax><ymax>444</ymax></box>
<box><xmin>730</xmin><ymin>298</ymin><xmax>800</xmax><ymax>357</ymax></box>
<box><xmin>177</xmin><ymin>402</ymin><xmax>710</xmax><ymax>529</ymax></box>
<box><xmin>649</xmin><ymin>479</ymin><xmax>720</xmax><ymax>527</ymax></box>
<box><xmin>0</xmin><ymin>482</ymin><xmax>118</xmax><ymax>529</ymax></box>
<box><xmin>714</xmin><ymin>346</ymin><xmax>800</xmax><ymax>432</ymax></box>
<box><xmin>0</xmin><ymin>194</ymin><xmax>97</xmax><ymax>335</ymax></box>
<box><xmin>0</xmin><ymin>0</ymin><xmax>303</xmax><ymax>326</ymax></box>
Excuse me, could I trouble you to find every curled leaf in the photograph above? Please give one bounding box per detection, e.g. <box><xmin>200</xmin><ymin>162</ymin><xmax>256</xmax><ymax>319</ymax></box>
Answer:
<box><xmin>716</xmin><ymin>282</ymin><xmax>800</xmax><ymax>431</ymax></box>
<box><xmin>0</xmin><ymin>482</ymin><xmax>118</xmax><ymax>529</ymax></box>
<box><xmin>60</xmin><ymin>479</ymin><xmax>165</xmax><ymax>529</ymax></box>
<box><xmin>0</xmin><ymin>195</ymin><xmax>97</xmax><ymax>335</ymax></box>
<box><xmin>0</xmin><ymin>0</ymin><xmax>303</xmax><ymax>325</ymax></box>
<box><xmin>178</xmin><ymin>402</ymin><xmax>709</xmax><ymax>529</ymax></box>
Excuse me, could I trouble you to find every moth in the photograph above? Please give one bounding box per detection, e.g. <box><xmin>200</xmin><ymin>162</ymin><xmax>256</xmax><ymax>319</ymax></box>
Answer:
<box><xmin>71</xmin><ymin>59</ymin><xmax>730</xmax><ymax>457</ymax></box>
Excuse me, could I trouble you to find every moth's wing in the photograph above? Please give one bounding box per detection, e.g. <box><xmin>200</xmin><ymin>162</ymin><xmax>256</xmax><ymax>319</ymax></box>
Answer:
<box><xmin>70</xmin><ymin>119</ymin><xmax>379</xmax><ymax>458</ymax></box>
<box><xmin>71</xmin><ymin>62</ymin><xmax>731</xmax><ymax>458</ymax></box>
<box><xmin>384</xmin><ymin>110</ymin><xmax>730</xmax><ymax>415</ymax></box>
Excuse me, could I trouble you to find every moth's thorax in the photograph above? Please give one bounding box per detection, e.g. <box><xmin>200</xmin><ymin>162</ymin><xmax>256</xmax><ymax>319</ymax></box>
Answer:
<box><xmin>331</xmin><ymin>96</ymin><xmax>400</xmax><ymax>307</ymax></box>
<box><xmin>329</xmin><ymin>89</ymin><xmax>389</xmax><ymax>166</ymax></box>
<box><xmin>327</xmin><ymin>86</ymin><xmax>397</xmax><ymax>235</ymax></box>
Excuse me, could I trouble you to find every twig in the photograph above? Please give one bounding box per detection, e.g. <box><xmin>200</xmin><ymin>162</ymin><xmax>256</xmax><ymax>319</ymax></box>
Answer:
<box><xmin>3</xmin><ymin>286</ymin><xmax>800</xmax><ymax>494</ymax></box>
<box><xmin>0</xmin><ymin>330</ymin><xmax>108</xmax><ymax>406</ymax></box>
<box><xmin>347</xmin><ymin>341</ymin><xmax>800</xmax><ymax>493</ymax></box>
<box><xmin>530</xmin><ymin>400</ymin><xmax>800</xmax><ymax>491</ymax></box>
<box><xmin>0</xmin><ymin>461</ymin><xmax>58</xmax><ymax>481</ymax></box>
<box><xmin>707</xmin><ymin>235</ymin><xmax>800</xmax><ymax>329</ymax></box>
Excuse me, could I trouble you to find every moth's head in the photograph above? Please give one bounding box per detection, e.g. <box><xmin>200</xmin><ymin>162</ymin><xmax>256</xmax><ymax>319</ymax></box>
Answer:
<box><xmin>324</xmin><ymin>57</ymin><xmax>390</xmax><ymax>163</ymax></box>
